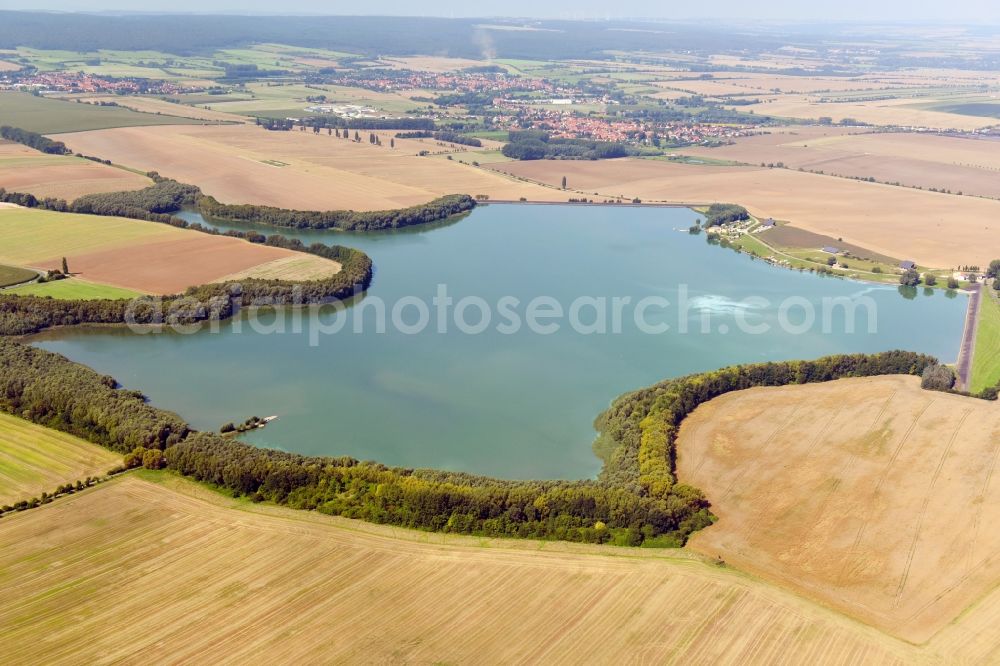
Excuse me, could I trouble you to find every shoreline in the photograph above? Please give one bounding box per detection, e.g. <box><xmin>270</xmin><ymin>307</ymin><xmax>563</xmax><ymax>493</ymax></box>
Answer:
<box><xmin>487</xmin><ymin>199</ymin><xmax>956</xmax><ymax>287</ymax></box>
<box><xmin>485</xmin><ymin>199</ymin><xmax>704</xmax><ymax>208</ymax></box>
<box><xmin>955</xmin><ymin>284</ymin><xmax>982</xmax><ymax>390</ymax></box>
<box><xmin>15</xmin><ymin>199</ymin><xmax>973</xmax><ymax>381</ymax></box>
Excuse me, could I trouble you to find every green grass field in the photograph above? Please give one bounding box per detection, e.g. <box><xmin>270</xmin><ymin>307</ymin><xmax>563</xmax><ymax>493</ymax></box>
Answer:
<box><xmin>0</xmin><ymin>92</ymin><xmax>203</xmax><ymax>134</ymax></box>
<box><xmin>443</xmin><ymin>150</ymin><xmax>513</xmax><ymax>165</ymax></box>
<box><xmin>204</xmin><ymin>82</ymin><xmax>429</xmax><ymax>117</ymax></box>
<box><xmin>12</xmin><ymin>47</ymin><xmax>224</xmax><ymax>81</ymax></box>
<box><xmin>929</xmin><ymin>102</ymin><xmax>1000</xmax><ymax>119</ymax></box>
<box><xmin>0</xmin><ymin>264</ymin><xmax>37</xmax><ymax>288</ymax></box>
<box><xmin>165</xmin><ymin>92</ymin><xmax>254</xmax><ymax>106</ymax></box>
<box><xmin>971</xmin><ymin>286</ymin><xmax>1000</xmax><ymax>394</ymax></box>
<box><xmin>728</xmin><ymin>228</ymin><xmax>895</xmax><ymax>281</ymax></box>
<box><xmin>11</xmin><ymin>44</ymin><xmax>359</xmax><ymax>91</ymax></box>
<box><xmin>0</xmin><ymin>207</ymin><xmax>179</xmax><ymax>266</ymax></box>
<box><xmin>0</xmin><ymin>411</ymin><xmax>120</xmax><ymax>506</ymax></box>
<box><xmin>466</xmin><ymin>130</ymin><xmax>509</xmax><ymax>141</ymax></box>
<box><xmin>7</xmin><ymin>278</ymin><xmax>142</xmax><ymax>300</ymax></box>
<box><xmin>649</xmin><ymin>154</ymin><xmax>748</xmax><ymax>167</ymax></box>
<box><xmin>726</xmin><ymin>221</ymin><xmax>960</xmax><ymax>287</ymax></box>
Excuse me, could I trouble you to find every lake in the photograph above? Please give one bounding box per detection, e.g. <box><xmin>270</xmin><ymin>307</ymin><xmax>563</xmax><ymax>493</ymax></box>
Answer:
<box><xmin>31</xmin><ymin>204</ymin><xmax>968</xmax><ymax>480</ymax></box>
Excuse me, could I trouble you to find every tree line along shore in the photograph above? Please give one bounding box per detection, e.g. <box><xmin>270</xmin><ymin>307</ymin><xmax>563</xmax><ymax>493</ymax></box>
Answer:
<box><xmin>0</xmin><ymin>149</ymin><xmax>475</xmax><ymax>335</ymax></box>
<box><xmin>0</xmin><ymin>337</ymin><xmax>949</xmax><ymax>545</ymax></box>
<box><xmin>0</xmin><ymin>128</ymin><xmax>996</xmax><ymax>546</ymax></box>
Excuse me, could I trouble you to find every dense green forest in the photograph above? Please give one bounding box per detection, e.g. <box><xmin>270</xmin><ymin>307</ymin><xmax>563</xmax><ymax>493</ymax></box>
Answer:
<box><xmin>0</xmin><ymin>340</ymin><xmax>937</xmax><ymax>545</ymax></box>
<box><xmin>702</xmin><ymin>203</ymin><xmax>751</xmax><ymax>227</ymax></box>
<box><xmin>0</xmin><ymin>125</ymin><xmax>69</xmax><ymax>154</ymax></box>
<box><xmin>501</xmin><ymin>130</ymin><xmax>635</xmax><ymax>160</ymax></box>
<box><xmin>72</xmin><ymin>177</ymin><xmax>200</xmax><ymax>215</ymax></box>
<box><xmin>0</xmin><ymin>12</ymin><xmax>789</xmax><ymax>60</ymax></box>
<box><xmin>0</xmin><ymin>339</ymin><xmax>190</xmax><ymax>452</ymax></box>
<box><xmin>0</xmin><ymin>188</ymin><xmax>67</xmax><ymax>211</ymax></box>
<box><xmin>198</xmin><ymin>193</ymin><xmax>476</xmax><ymax>231</ymax></box>
<box><xmin>395</xmin><ymin>131</ymin><xmax>483</xmax><ymax>147</ymax></box>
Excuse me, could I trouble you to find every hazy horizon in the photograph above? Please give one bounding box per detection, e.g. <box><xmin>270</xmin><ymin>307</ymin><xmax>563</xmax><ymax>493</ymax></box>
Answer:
<box><xmin>2</xmin><ymin>1</ymin><xmax>999</xmax><ymax>23</ymax></box>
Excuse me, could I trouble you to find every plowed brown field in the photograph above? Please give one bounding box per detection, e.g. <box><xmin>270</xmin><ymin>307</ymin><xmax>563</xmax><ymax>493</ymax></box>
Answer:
<box><xmin>0</xmin><ymin>207</ymin><xmax>338</xmax><ymax>294</ymax></box>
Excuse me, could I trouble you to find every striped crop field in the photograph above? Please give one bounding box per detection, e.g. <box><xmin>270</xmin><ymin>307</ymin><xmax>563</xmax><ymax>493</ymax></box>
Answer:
<box><xmin>678</xmin><ymin>375</ymin><xmax>1000</xmax><ymax>644</ymax></box>
<box><xmin>0</xmin><ymin>412</ymin><xmax>120</xmax><ymax>505</ymax></box>
<box><xmin>0</xmin><ymin>473</ymin><xmax>935</xmax><ymax>664</ymax></box>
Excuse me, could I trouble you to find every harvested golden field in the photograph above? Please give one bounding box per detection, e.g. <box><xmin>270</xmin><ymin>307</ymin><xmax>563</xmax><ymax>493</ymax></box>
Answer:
<box><xmin>0</xmin><ymin>207</ymin><xmax>337</xmax><ymax>294</ymax></box>
<box><xmin>0</xmin><ymin>473</ymin><xmax>933</xmax><ymax>664</ymax></box>
<box><xmin>0</xmin><ymin>60</ymin><xmax>21</xmax><ymax>72</ymax></box>
<box><xmin>678</xmin><ymin>376</ymin><xmax>1000</xmax><ymax>644</ymax></box>
<box><xmin>0</xmin><ymin>141</ymin><xmax>151</xmax><ymax>201</ymax></box>
<box><xmin>59</xmin><ymin>124</ymin><xmax>564</xmax><ymax>210</ymax></box>
<box><xmin>657</xmin><ymin>74</ymin><xmax>904</xmax><ymax>97</ymax></box>
<box><xmin>81</xmin><ymin>95</ymin><xmax>250</xmax><ymax>123</ymax></box>
<box><xmin>0</xmin><ymin>207</ymin><xmax>180</xmax><ymax>265</ymax></box>
<box><xmin>491</xmin><ymin>158</ymin><xmax>1000</xmax><ymax>267</ymax></box>
<box><xmin>741</xmin><ymin>94</ymin><xmax>993</xmax><ymax>130</ymax></box>
<box><xmin>0</xmin><ymin>412</ymin><xmax>120</xmax><ymax>506</ymax></box>
<box><xmin>213</xmin><ymin>254</ymin><xmax>341</xmax><ymax>282</ymax></box>
<box><xmin>683</xmin><ymin>129</ymin><xmax>1000</xmax><ymax>199</ymax></box>
<box><xmin>888</xmin><ymin>67</ymin><xmax>1000</xmax><ymax>86</ymax></box>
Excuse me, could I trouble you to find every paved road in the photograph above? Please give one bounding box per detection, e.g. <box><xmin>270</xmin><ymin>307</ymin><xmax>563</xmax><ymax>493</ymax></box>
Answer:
<box><xmin>956</xmin><ymin>284</ymin><xmax>982</xmax><ymax>391</ymax></box>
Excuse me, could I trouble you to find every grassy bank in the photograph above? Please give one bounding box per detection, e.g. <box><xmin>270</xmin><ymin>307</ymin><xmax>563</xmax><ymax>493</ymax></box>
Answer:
<box><xmin>7</xmin><ymin>278</ymin><xmax>143</xmax><ymax>300</ymax></box>
<box><xmin>971</xmin><ymin>286</ymin><xmax>1000</xmax><ymax>393</ymax></box>
<box><xmin>0</xmin><ymin>264</ymin><xmax>37</xmax><ymax>288</ymax></box>
<box><xmin>0</xmin><ymin>410</ymin><xmax>121</xmax><ymax>505</ymax></box>
<box><xmin>724</xmin><ymin>220</ymin><xmax>961</xmax><ymax>288</ymax></box>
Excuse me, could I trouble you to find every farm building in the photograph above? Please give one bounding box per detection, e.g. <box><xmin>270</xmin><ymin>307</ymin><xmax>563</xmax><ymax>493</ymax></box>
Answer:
<box><xmin>900</xmin><ymin>260</ymin><xmax>916</xmax><ymax>270</ymax></box>
<box><xmin>821</xmin><ymin>246</ymin><xmax>840</xmax><ymax>254</ymax></box>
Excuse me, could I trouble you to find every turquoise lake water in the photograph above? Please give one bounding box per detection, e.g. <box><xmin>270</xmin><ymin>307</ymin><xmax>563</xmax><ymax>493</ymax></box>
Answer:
<box><xmin>31</xmin><ymin>204</ymin><xmax>968</xmax><ymax>480</ymax></box>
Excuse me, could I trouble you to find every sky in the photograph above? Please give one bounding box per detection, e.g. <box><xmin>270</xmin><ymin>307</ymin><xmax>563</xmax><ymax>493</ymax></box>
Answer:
<box><xmin>1</xmin><ymin>0</ymin><xmax>999</xmax><ymax>23</ymax></box>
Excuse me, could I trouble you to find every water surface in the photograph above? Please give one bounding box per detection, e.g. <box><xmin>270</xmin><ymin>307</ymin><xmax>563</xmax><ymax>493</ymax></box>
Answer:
<box><xmin>34</xmin><ymin>205</ymin><xmax>967</xmax><ymax>479</ymax></box>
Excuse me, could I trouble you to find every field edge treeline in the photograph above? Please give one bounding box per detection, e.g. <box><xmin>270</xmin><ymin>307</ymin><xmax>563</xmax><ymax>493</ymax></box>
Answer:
<box><xmin>0</xmin><ymin>174</ymin><xmax>480</xmax><ymax>335</ymax></box>
<box><xmin>197</xmin><ymin>192</ymin><xmax>476</xmax><ymax>231</ymax></box>
<box><xmin>0</xmin><ymin>340</ymin><xmax>937</xmax><ymax>546</ymax></box>
<box><xmin>0</xmin><ymin>182</ymin><xmax>375</xmax><ymax>336</ymax></box>
<box><xmin>0</xmin><ymin>150</ymin><xmax>477</xmax><ymax>233</ymax></box>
